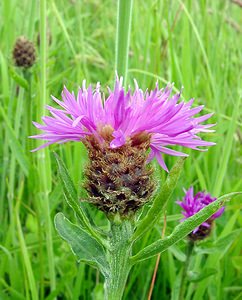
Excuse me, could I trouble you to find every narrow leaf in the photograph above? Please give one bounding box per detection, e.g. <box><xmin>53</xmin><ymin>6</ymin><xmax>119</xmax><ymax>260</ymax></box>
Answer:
<box><xmin>132</xmin><ymin>158</ymin><xmax>185</xmax><ymax>242</ymax></box>
<box><xmin>54</xmin><ymin>152</ymin><xmax>107</xmax><ymax>247</ymax></box>
<box><xmin>188</xmin><ymin>268</ymin><xmax>217</xmax><ymax>282</ymax></box>
<box><xmin>54</xmin><ymin>153</ymin><xmax>77</xmax><ymax>201</ymax></box>
<box><xmin>169</xmin><ymin>245</ymin><xmax>186</xmax><ymax>262</ymax></box>
<box><xmin>195</xmin><ymin>229</ymin><xmax>241</xmax><ymax>256</ymax></box>
<box><xmin>9</xmin><ymin>66</ymin><xmax>29</xmax><ymax>90</ymax></box>
<box><xmin>130</xmin><ymin>192</ymin><xmax>239</xmax><ymax>264</ymax></box>
<box><xmin>54</xmin><ymin>152</ymin><xmax>91</xmax><ymax>224</ymax></box>
<box><xmin>0</xmin><ymin>107</ymin><xmax>29</xmax><ymax>176</ymax></box>
<box><xmin>171</xmin><ymin>269</ymin><xmax>183</xmax><ymax>300</ymax></box>
<box><xmin>55</xmin><ymin>213</ymin><xmax>109</xmax><ymax>276</ymax></box>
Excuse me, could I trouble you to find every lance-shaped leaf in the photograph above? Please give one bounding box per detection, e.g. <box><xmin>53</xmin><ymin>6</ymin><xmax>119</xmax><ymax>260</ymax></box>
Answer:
<box><xmin>55</xmin><ymin>213</ymin><xmax>109</xmax><ymax>277</ymax></box>
<box><xmin>195</xmin><ymin>229</ymin><xmax>241</xmax><ymax>256</ymax></box>
<box><xmin>54</xmin><ymin>152</ymin><xmax>107</xmax><ymax>247</ymax></box>
<box><xmin>0</xmin><ymin>106</ymin><xmax>29</xmax><ymax>176</ymax></box>
<box><xmin>131</xmin><ymin>158</ymin><xmax>185</xmax><ymax>242</ymax></box>
<box><xmin>9</xmin><ymin>66</ymin><xmax>29</xmax><ymax>90</ymax></box>
<box><xmin>188</xmin><ymin>268</ymin><xmax>217</xmax><ymax>282</ymax></box>
<box><xmin>130</xmin><ymin>192</ymin><xmax>239</xmax><ymax>264</ymax></box>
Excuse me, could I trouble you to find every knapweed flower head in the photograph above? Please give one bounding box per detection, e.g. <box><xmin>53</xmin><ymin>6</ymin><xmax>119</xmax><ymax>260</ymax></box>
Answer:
<box><xmin>13</xmin><ymin>36</ymin><xmax>36</xmax><ymax>68</ymax></box>
<box><xmin>177</xmin><ymin>187</ymin><xmax>224</xmax><ymax>240</ymax></box>
<box><xmin>31</xmin><ymin>77</ymin><xmax>215</xmax><ymax>169</ymax></box>
<box><xmin>31</xmin><ymin>77</ymin><xmax>215</xmax><ymax>215</ymax></box>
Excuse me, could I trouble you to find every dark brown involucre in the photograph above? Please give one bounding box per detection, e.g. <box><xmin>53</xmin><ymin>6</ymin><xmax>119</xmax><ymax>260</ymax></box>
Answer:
<box><xmin>188</xmin><ymin>220</ymin><xmax>213</xmax><ymax>241</ymax></box>
<box><xmin>84</xmin><ymin>130</ymin><xmax>155</xmax><ymax>216</ymax></box>
<box><xmin>13</xmin><ymin>36</ymin><xmax>36</xmax><ymax>68</ymax></box>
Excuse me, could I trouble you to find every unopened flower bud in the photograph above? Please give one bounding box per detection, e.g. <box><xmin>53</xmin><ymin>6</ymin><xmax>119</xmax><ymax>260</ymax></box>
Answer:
<box><xmin>13</xmin><ymin>36</ymin><xmax>36</xmax><ymax>68</ymax></box>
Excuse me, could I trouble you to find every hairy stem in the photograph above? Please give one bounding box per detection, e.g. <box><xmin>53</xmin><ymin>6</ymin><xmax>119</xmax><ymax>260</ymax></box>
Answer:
<box><xmin>105</xmin><ymin>219</ymin><xmax>133</xmax><ymax>300</ymax></box>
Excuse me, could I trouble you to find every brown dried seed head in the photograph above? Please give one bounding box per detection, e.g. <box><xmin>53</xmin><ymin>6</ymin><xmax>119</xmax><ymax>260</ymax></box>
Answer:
<box><xmin>83</xmin><ymin>132</ymin><xmax>155</xmax><ymax>216</ymax></box>
<box><xmin>13</xmin><ymin>36</ymin><xmax>36</xmax><ymax>68</ymax></box>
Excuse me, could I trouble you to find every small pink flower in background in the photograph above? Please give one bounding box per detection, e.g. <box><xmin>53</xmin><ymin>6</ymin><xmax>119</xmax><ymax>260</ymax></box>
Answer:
<box><xmin>31</xmin><ymin>76</ymin><xmax>215</xmax><ymax>171</ymax></box>
<box><xmin>177</xmin><ymin>187</ymin><xmax>224</xmax><ymax>240</ymax></box>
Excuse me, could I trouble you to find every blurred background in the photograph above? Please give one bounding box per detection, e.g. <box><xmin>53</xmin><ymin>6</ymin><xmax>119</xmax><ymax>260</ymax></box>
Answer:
<box><xmin>0</xmin><ymin>0</ymin><xmax>241</xmax><ymax>299</ymax></box>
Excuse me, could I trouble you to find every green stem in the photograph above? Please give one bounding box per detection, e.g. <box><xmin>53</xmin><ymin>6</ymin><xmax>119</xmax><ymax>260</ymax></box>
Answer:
<box><xmin>115</xmin><ymin>0</ymin><xmax>133</xmax><ymax>87</ymax></box>
<box><xmin>39</xmin><ymin>0</ymin><xmax>56</xmax><ymax>293</ymax></box>
<box><xmin>179</xmin><ymin>240</ymin><xmax>194</xmax><ymax>300</ymax></box>
<box><xmin>24</xmin><ymin>70</ymin><xmax>32</xmax><ymax>152</ymax></box>
<box><xmin>27</xmin><ymin>0</ymin><xmax>36</xmax><ymax>39</ymax></box>
<box><xmin>105</xmin><ymin>219</ymin><xmax>133</xmax><ymax>300</ymax></box>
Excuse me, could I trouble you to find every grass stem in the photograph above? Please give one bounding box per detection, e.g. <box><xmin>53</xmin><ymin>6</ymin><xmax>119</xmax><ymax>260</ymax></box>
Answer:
<box><xmin>178</xmin><ymin>240</ymin><xmax>194</xmax><ymax>300</ymax></box>
<box><xmin>115</xmin><ymin>0</ymin><xmax>133</xmax><ymax>87</ymax></box>
<box><xmin>39</xmin><ymin>0</ymin><xmax>56</xmax><ymax>294</ymax></box>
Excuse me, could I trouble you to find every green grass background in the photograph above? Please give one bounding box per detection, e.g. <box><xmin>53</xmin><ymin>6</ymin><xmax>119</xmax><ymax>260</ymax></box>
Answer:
<box><xmin>0</xmin><ymin>0</ymin><xmax>241</xmax><ymax>299</ymax></box>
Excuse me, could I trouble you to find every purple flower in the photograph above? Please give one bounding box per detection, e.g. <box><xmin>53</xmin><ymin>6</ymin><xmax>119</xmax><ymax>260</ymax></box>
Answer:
<box><xmin>31</xmin><ymin>76</ymin><xmax>215</xmax><ymax>171</ymax></box>
<box><xmin>177</xmin><ymin>187</ymin><xmax>224</xmax><ymax>239</ymax></box>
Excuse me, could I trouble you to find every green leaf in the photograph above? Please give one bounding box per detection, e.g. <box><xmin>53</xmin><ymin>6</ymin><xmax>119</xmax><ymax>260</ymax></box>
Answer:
<box><xmin>169</xmin><ymin>245</ymin><xmax>186</xmax><ymax>262</ymax></box>
<box><xmin>55</xmin><ymin>213</ymin><xmax>109</xmax><ymax>277</ymax></box>
<box><xmin>54</xmin><ymin>152</ymin><xmax>107</xmax><ymax>247</ymax></box>
<box><xmin>9</xmin><ymin>66</ymin><xmax>29</xmax><ymax>90</ymax></box>
<box><xmin>131</xmin><ymin>158</ymin><xmax>185</xmax><ymax>242</ymax></box>
<box><xmin>188</xmin><ymin>268</ymin><xmax>218</xmax><ymax>282</ymax></box>
<box><xmin>54</xmin><ymin>153</ymin><xmax>78</xmax><ymax>203</ymax></box>
<box><xmin>92</xmin><ymin>283</ymin><xmax>105</xmax><ymax>300</ymax></box>
<box><xmin>232</xmin><ymin>257</ymin><xmax>242</xmax><ymax>271</ymax></box>
<box><xmin>195</xmin><ymin>229</ymin><xmax>241</xmax><ymax>256</ymax></box>
<box><xmin>214</xmin><ymin>229</ymin><xmax>241</xmax><ymax>257</ymax></box>
<box><xmin>54</xmin><ymin>152</ymin><xmax>91</xmax><ymax>226</ymax></box>
<box><xmin>130</xmin><ymin>192</ymin><xmax>239</xmax><ymax>264</ymax></box>
<box><xmin>0</xmin><ymin>106</ymin><xmax>29</xmax><ymax>176</ymax></box>
<box><xmin>171</xmin><ymin>269</ymin><xmax>183</xmax><ymax>300</ymax></box>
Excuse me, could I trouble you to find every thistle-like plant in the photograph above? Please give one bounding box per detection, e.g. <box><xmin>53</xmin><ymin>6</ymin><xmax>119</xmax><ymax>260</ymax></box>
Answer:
<box><xmin>30</xmin><ymin>77</ymin><xmax>235</xmax><ymax>299</ymax></box>
<box><xmin>176</xmin><ymin>187</ymin><xmax>225</xmax><ymax>300</ymax></box>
